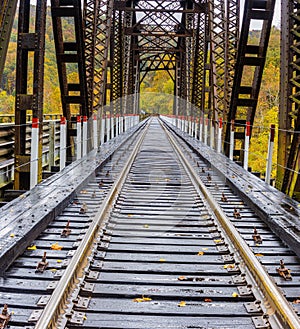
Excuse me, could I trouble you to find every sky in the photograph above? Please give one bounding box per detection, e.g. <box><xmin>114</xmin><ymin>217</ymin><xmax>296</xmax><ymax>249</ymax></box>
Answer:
<box><xmin>31</xmin><ymin>0</ymin><xmax>281</xmax><ymax>28</ymax></box>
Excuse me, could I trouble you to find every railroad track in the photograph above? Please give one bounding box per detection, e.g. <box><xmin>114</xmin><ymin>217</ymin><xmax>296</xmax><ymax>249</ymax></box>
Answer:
<box><xmin>0</xmin><ymin>118</ymin><xmax>300</xmax><ymax>329</ymax></box>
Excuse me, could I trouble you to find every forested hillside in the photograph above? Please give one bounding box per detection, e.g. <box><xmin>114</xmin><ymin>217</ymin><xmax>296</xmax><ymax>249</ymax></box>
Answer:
<box><xmin>0</xmin><ymin>7</ymin><xmax>280</xmax><ymax>175</ymax></box>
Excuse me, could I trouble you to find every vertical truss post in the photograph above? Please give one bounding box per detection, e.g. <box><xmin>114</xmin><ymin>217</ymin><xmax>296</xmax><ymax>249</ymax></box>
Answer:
<box><xmin>224</xmin><ymin>0</ymin><xmax>275</xmax><ymax>159</ymax></box>
<box><xmin>191</xmin><ymin>2</ymin><xmax>209</xmax><ymax>117</ymax></box>
<box><xmin>84</xmin><ymin>0</ymin><xmax>101</xmax><ymax>115</ymax></box>
<box><xmin>84</xmin><ymin>0</ymin><xmax>113</xmax><ymax>146</ymax></box>
<box><xmin>51</xmin><ymin>0</ymin><xmax>88</xmax><ymax>159</ymax></box>
<box><xmin>225</xmin><ymin>0</ymin><xmax>240</xmax><ymax>116</ymax></box>
<box><xmin>111</xmin><ymin>1</ymin><xmax>125</xmax><ymax>115</ymax></box>
<box><xmin>14</xmin><ymin>0</ymin><xmax>47</xmax><ymax>190</ymax></box>
<box><xmin>209</xmin><ymin>0</ymin><xmax>239</xmax><ymax>140</ymax></box>
<box><xmin>209</xmin><ymin>0</ymin><xmax>226</xmax><ymax>121</ymax></box>
<box><xmin>280</xmin><ymin>0</ymin><xmax>300</xmax><ymax>199</ymax></box>
<box><xmin>123</xmin><ymin>1</ymin><xmax>134</xmax><ymax>113</ymax></box>
<box><xmin>84</xmin><ymin>0</ymin><xmax>113</xmax><ymax>110</ymax></box>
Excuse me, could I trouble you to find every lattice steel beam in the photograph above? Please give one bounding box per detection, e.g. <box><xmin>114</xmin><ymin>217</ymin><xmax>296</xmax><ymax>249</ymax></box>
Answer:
<box><xmin>280</xmin><ymin>0</ymin><xmax>300</xmax><ymax>199</ymax></box>
<box><xmin>51</xmin><ymin>0</ymin><xmax>88</xmax><ymax>120</ymax></box>
<box><xmin>191</xmin><ymin>5</ymin><xmax>208</xmax><ymax>113</ymax></box>
<box><xmin>110</xmin><ymin>1</ymin><xmax>125</xmax><ymax>113</ymax></box>
<box><xmin>209</xmin><ymin>0</ymin><xmax>239</xmax><ymax>122</ymax></box>
<box><xmin>14</xmin><ymin>0</ymin><xmax>47</xmax><ymax>190</ymax></box>
<box><xmin>224</xmin><ymin>0</ymin><xmax>275</xmax><ymax>158</ymax></box>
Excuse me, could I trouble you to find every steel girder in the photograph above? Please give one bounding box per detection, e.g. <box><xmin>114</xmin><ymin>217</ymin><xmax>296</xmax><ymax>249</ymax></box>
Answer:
<box><xmin>84</xmin><ymin>0</ymin><xmax>113</xmax><ymax>110</ymax></box>
<box><xmin>224</xmin><ymin>0</ymin><xmax>275</xmax><ymax>159</ymax></box>
<box><xmin>280</xmin><ymin>1</ymin><xmax>300</xmax><ymax>199</ymax></box>
<box><xmin>191</xmin><ymin>5</ymin><xmax>208</xmax><ymax>114</ymax></box>
<box><xmin>50</xmin><ymin>0</ymin><xmax>89</xmax><ymax>120</ymax></box>
<box><xmin>14</xmin><ymin>0</ymin><xmax>47</xmax><ymax>190</ymax></box>
<box><xmin>110</xmin><ymin>1</ymin><xmax>125</xmax><ymax>114</ymax></box>
<box><xmin>209</xmin><ymin>0</ymin><xmax>239</xmax><ymax>123</ymax></box>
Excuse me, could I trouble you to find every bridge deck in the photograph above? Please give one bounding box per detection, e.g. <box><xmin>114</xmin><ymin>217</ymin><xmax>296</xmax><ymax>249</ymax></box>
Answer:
<box><xmin>0</xmin><ymin>118</ymin><xmax>299</xmax><ymax>328</ymax></box>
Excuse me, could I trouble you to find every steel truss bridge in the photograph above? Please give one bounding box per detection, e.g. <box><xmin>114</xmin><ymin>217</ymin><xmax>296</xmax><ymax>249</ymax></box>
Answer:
<box><xmin>0</xmin><ymin>0</ymin><xmax>299</xmax><ymax>199</ymax></box>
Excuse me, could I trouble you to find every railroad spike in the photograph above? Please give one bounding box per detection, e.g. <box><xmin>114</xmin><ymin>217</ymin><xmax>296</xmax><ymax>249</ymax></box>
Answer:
<box><xmin>252</xmin><ymin>227</ymin><xmax>262</xmax><ymax>244</ymax></box>
<box><xmin>79</xmin><ymin>202</ymin><xmax>87</xmax><ymax>214</ymax></box>
<box><xmin>221</xmin><ymin>192</ymin><xmax>228</xmax><ymax>202</ymax></box>
<box><xmin>277</xmin><ymin>259</ymin><xmax>292</xmax><ymax>280</ymax></box>
<box><xmin>0</xmin><ymin>304</ymin><xmax>11</xmax><ymax>328</ymax></box>
<box><xmin>61</xmin><ymin>220</ymin><xmax>71</xmax><ymax>237</ymax></box>
<box><xmin>233</xmin><ymin>208</ymin><xmax>241</xmax><ymax>219</ymax></box>
<box><xmin>207</xmin><ymin>173</ymin><xmax>212</xmax><ymax>182</ymax></box>
<box><xmin>36</xmin><ymin>252</ymin><xmax>48</xmax><ymax>273</ymax></box>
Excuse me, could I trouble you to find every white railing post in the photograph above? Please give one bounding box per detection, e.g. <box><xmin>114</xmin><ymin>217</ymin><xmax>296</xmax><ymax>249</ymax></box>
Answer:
<box><xmin>199</xmin><ymin>116</ymin><xmax>203</xmax><ymax>141</ymax></box>
<box><xmin>60</xmin><ymin>116</ymin><xmax>67</xmax><ymax>170</ymax></box>
<box><xmin>194</xmin><ymin>118</ymin><xmax>198</xmax><ymax>138</ymax></box>
<box><xmin>120</xmin><ymin>115</ymin><xmax>124</xmax><ymax>133</ymax></box>
<box><xmin>189</xmin><ymin>116</ymin><xmax>192</xmax><ymax>135</ymax></box>
<box><xmin>204</xmin><ymin>118</ymin><xmax>208</xmax><ymax>145</ymax></box>
<box><xmin>265</xmin><ymin>124</ymin><xmax>275</xmax><ymax>184</ymax></box>
<box><xmin>217</xmin><ymin>118</ymin><xmax>222</xmax><ymax>153</ymax></box>
<box><xmin>229</xmin><ymin>120</ymin><xmax>235</xmax><ymax>160</ymax></box>
<box><xmin>30</xmin><ymin>117</ymin><xmax>39</xmax><ymax>189</ymax></box>
<box><xmin>210</xmin><ymin>119</ymin><xmax>214</xmax><ymax>148</ymax></box>
<box><xmin>106</xmin><ymin>116</ymin><xmax>110</xmax><ymax>140</ymax></box>
<box><xmin>101</xmin><ymin>116</ymin><xmax>105</xmax><ymax>145</ymax></box>
<box><xmin>82</xmin><ymin>115</ymin><xmax>88</xmax><ymax>156</ymax></box>
<box><xmin>76</xmin><ymin>115</ymin><xmax>82</xmax><ymax>160</ymax></box>
<box><xmin>243</xmin><ymin>121</ymin><xmax>250</xmax><ymax>171</ymax></box>
<box><xmin>116</xmin><ymin>115</ymin><xmax>119</xmax><ymax>137</ymax></box>
<box><xmin>93</xmin><ymin>113</ymin><xmax>98</xmax><ymax>150</ymax></box>
<box><xmin>110</xmin><ymin>115</ymin><xmax>115</xmax><ymax>139</ymax></box>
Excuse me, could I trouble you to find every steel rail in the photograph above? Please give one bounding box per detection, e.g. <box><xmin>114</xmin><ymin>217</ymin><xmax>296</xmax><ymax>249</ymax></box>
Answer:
<box><xmin>161</xmin><ymin>121</ymin><xmax>300</xmax><ymax>329</ymax></box>
<box><xmin>34</xmin><ymin>119</ymin><xmax>151</xmax><ymax>329</ymax></box>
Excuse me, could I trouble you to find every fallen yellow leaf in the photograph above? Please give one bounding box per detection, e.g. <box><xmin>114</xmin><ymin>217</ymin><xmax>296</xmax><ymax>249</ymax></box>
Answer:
<box><xmin>159</xmin><ymin>258</ymin><xmax>166</xmax><ymax>262</ymax></box>
<box><xmin>224</xmin><ymin>264</ymin><xmax>235</xmax><ymax>269</ymax></box>
<box><xmin>127</xmin><ymin>214</ymin><xmax>133</xmax><ymax>217</ymax></box>
<box><xmin>214</xmin><ymin>239</ymin><xmax>222</xmax><ymax>243</ymax></box>
<box><xmin>27</xmin><ymin>245</ymin><xmax>37</xmax><ymax>250</ymax></box>
<box><xmin>178</xmin><ymin>276</ymin><xmax>186</xmax><ymax>281</ymax></box>
<box><xmin>51</xmin><ymin>243</ymin><xmax>63</xmax><ymax>250</ymax></box>
<box><xmin>178</xmin><ymin>301</ymin><xmax>186</xmax><ymax>307</ymax></box>
<box><xmin>133</xmin><ymin>296</ymin><xmax>152</xmax><ymax>302</ymax></box>
<box><xmin>197</xmin><ymin>251</ymin><xmax>204</xmax><ymax>256</ymax></box>
<box><xmin>50</xmin><ymin>268</ymin><xmax>57</xmax><ymax>272</ymax></box>
<box><xmin>10</xmin><ymin>233</ymin><xmax>15</xmax><ymax>238</ymax></box>
<box><xmin>255</xmin><ymin>253</ymin><xmax>264</xmax><ymax>257</ymax></box>
<box><xmin>232</xmin><ymin>292</ymin><xmax>239</xmax><ymax>298</ymax></box>
<box><xmin>144</xmin><ymin>224</ymin><xmax>149</xmax><ymax>228</ymax></box>
<box><xmin>56</xmin><ymin>260</ymin><xmax>62</xmax><ymax>263</ymax></box>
